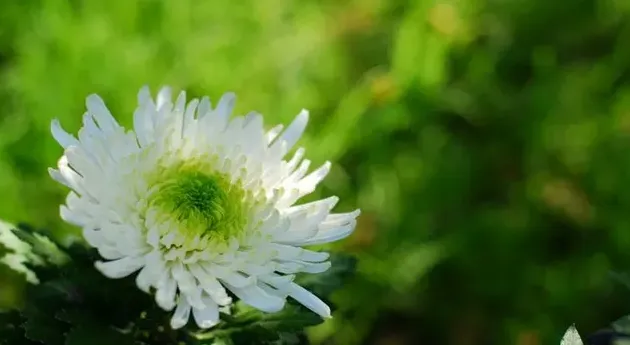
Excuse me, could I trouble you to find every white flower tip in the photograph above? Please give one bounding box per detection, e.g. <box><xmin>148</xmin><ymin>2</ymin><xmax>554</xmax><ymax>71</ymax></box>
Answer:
<box><xmin>193</xmin><ymin>303</ymin><xmax>220</xmax><ymax>329</ymax></box>
<box><xmin>157</xmin><ymin>86</ymin><xmax>173</xmax><ymax>108</ymax></box>
<box><xmin>327</xmin><ymin>196</ymin><xmax>340</xmax><ymax>210</ymax></box>
<box><xmin>318</xmin><ymin>304</ymin><xmax>332</xmax><ymax>319</ymax></box>
<box><xmin>561</xmin><ymin>324</ymin><xmax>583</xmax><ymax>345</ymax></box>
<box><xmin>217</xmin><ymin>92</ymin><xmax>237</xmax><ymax>117</ymax></box>
<box><xmin>94</xmin><ymin>261</ymin><xmax>112</xmax><ymax>277</ymax></box>
<box><xmin>48</xmin><ymin>167</ymin><xmax>59</xmax><ymax>178</ymax></box>
<box><xmin>198</xmin><ymin>320</ymin><xmax>219</xmax><ymax>329</ymax></box>
<box><xmin>137</xmin><ymin>85</ymin><xmax>152</xmax><ymax>103</ymax></box>
<box><xmin>298</xmin><ymin>108</ymin><xmax>309</xmax><ymax>121</ymax></box>
<box><xmin>158</xmin><ymin>85</ymin><xmax>172</xmax><ymax>94</ymax></box>
<box><xmin>221</xmin><ymin>91</ymin><xmax>237</xmax><ymax>101</ymax></box>
<box><xmin>50</xmin><ymin>119</ymin><xmax>78</xmax><ymax>148</ymax></box>
<box><xmin>287</xmin><ymin>283</ymin><xmax>331</xmax><ymax>319</ymax></box>
<box><xmin>136</xmin><ymin>280</ymin><xmax>151</xmax><ymax>294</ymax></box>
<box><xmin>85</xmin><ymin>94</ymin><xmax>109</xmax><ymax>116</ymax></box>
<box><xmin>50</xmin><ymin>118</ymin><xmax>60</xmax><ymax>129</ymax></box>
<box><xmin>156</xmin><ymin>294</ymin><xmax>176</xmax><ymax>311</ymax></box>
<box><xmin>85</xmin><ymin>93</ymin><xmax>103</xmax><ymax>106</ymax></box>
<box><xmin>215</xmin><ymin>295</ymin><xmax>233</xmax><ymax>306</ymax></box>
<box><xmin>95</xmin><ymin>258</ymin><xmax>142</xmax><ymax>279</ymax></box>
<box><xmin>170</xmin><ymin>317</ymin><xmax>187</xmax><ymax>330</ymax></box>
<box><xmin>277</xmin><ymin>110</ymin><xmax>310</xmax><ymax>153</ymax></box>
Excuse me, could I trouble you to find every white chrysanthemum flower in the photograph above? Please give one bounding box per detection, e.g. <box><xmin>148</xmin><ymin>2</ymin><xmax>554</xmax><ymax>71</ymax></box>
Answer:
<box><xmin>49</xmin><ymin>86</ymin><xmax>359</xmax><ymax>329</ymax></box>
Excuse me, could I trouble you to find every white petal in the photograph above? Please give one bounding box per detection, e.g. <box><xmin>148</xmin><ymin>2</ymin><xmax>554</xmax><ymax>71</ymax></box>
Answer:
<box><xmin>60</xmin><ymin>206</ymin><xmax>89</xmax><ymax>226</ymax></box>
<box><xmin>85</xmin><ymin>94</ymin><xmax>118</xmax><ymax>133</ymax></box>
<box><xmin>298</xmin><ymin>161</ymin><xmax>331</xmax><ymax>194</ymax></box>
<box><xmin>97</xmin><ymin>246</ymin><xmax>124</xmax><ymax>260</ymax></box>
<box><xmin>51</xmin><ymin>120</ymin><xmax>79</xmax><ymax>148</ymax></box>
<box><xmin>215</xmin><ymin>92</ymin><xmax>236</xmax><ymax>123</ymax></box>
<box><xmin>292</xmin><ymin>260</ymin><xmax>331</xmax><ymax>274</ymax></box>
<box><xmin>266</xmin><ymin>124</ymin><xmax>284</xmax><ymax>144</ymax></box>
<box><xmin>170</xmin><ymin>298</ymin><xmax>192</xmax><ymax>329</ymax></box>
<box><xmin>95</xmin><ymin>256</ymin><xmax>144</xmax><ymax>279</ymax></box>
<box><xmin>206</xmin><ymin>264</ymin><xmax>255</xmax><ymax>287</ymax></box>
<box><xmin>133</xmin><ymin>98</ymin><xmax>155</xmax><ymax>148</ymax></box>
<box><xmin>226</xmin><ymin>284</ymin><xmax>285</xmax><ymax>313</ymax></box>
<box><xmin>58</xmin><ymin>159</ymin><xmax>86</xmax><ymax>193</ymax></box>
<box><xmin>137</xmin><ymin>85</ymin><xmax>152</xmax><ymax>104</ymax></box>
<box><xmin>172</xmin><ymin>262</ymin><xmax>205</xmax><ymax>309</ymax></box>
<box><xmin>287</xmin><ymin>283</ymin><xmax>330</xmax><ymax>318</ymax></box>
<box><xmin>156</xmin><ymin>274</ymin><xmax>177</xmax><ymax>311</ymax></box>
<box><xmin>188</xmin><ymin>264</ymin><xmax>232</xmax><ymax>306</ymax></box>
<box><xmin>49</xmin><ymin>168</ymin><xmax>73</xmax><ymax>190</ymax></box>
<box><xmin>156</xmin><ymin>86</ymin><xmax>172</xmax><ymax>110</ymax></box>
<box><xmin>276</xmin><ymin>109</ymin><xmax>308</xmax><ymax>154</ymax></box>
<box><xmin>183</xmin><ymin>98</ymin><xmax>199</xmax><ymax>136</ymax></box>
<box><xmin>135</xmin><ymin>264</ymin><xmax>154</xmax><ymax>293</ymax></box>
<box><xmin>301</xmin><ymin>220</ymin><xmax>357</xmax><ymax>246</ymax></box>
<box><xmin>259</xmin><ymin>273</ymin><xmax>295</xmax><ymax>290</ymax></box>
<box><xmin>286</xmin><ymin>148</ymin><xmax>306</xmax><ymax>174</ymax></box>
<box><xmin>192</xmin><ymin>297</ymin><xmax>220</xmax><ymax>329</ymax></box>
<box><xmin>197</xmin><ymin>96</ymin><xmax>211</xmax><ymax>118</ymax></box>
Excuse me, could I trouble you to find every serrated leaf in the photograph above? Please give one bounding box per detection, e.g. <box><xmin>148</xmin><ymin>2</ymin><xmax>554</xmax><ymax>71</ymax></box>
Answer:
<box><xmin>11</xmin><ymin>225</ymin><xmax>68</xmax><ymax>266</ymax></box>
<box><xmin>55</xmin><ymin>309</ymin><xmax>94</xmax><ymax>325</ymax></box>
<box><xmin>22</xmin><ymin>312</ymin><xmax>67</xmax><ymax>345</ymax></box>
<box><xmin>561</xmin><ymin>325</ymin><xmax>583</xmax><ymax>345</ymax></box>
<box><xmin>0</xmin><ymin>221</ymin><xmax>42</xmax><ymax>284</ymax></box>
<box><xmin>0</xmin><ymin>311</ymin><xmax>29</xmax><ymax>345</ymax></box>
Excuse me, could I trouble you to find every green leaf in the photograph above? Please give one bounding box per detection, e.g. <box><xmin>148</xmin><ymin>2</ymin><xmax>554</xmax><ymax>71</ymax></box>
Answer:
<box><xmin>0</xmin><ymin>220</ymin><xmax>41</xmax><ymax>284</ymax></box>
<box><xmin>11</xmin><ymin>225</ymin><xmax>68</xmax><ymax>266</ymax></box>
<box><xmin>202</xmin><ymin>337</ymin><xmax>234</xmax><ymax>345</ymax></box>
<box><xmin>0</xmin><ymin>311</ymin><xmax>29</xmax><ymax>345</ymax></box>
<box><xmin>192</xmin><ymin>303</ymin><xmax>323</xmax><ymax>344</ymax></box>
<box><xmin>268</xmin><ymin>332</ymin><xmax>302</xmax><ymax>345</ymax></box>
<box><xmin>234</xmin><ymin>303</ymin><xmax>324</xmax><ymax>332</ymax></box>
<box><xmin>22</xmin><ymin>311</ymin><xmax>67</xmax><ymax>345</ymax></box>
<box><xmin>64</xmin><ymin>323</ymin><xmax>134</xmax><ymax>345</ymax></box>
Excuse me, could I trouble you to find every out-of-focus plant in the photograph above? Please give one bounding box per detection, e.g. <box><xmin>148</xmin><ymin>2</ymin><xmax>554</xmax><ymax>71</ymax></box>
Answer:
<box><xmin>1</xmin><ymin>0</ymin><xmax>630</xmax><ymax>344</ymax></box>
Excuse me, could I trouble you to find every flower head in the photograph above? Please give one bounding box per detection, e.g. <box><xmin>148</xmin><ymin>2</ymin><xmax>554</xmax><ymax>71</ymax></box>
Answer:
<box><xmin>50</xmin><ymin>86</ymin><xmax>359</xmax><ymax>329</ymax></box>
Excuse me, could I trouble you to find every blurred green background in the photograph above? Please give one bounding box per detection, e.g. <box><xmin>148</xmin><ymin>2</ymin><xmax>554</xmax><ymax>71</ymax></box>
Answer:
<box><xmin>2</xmin><ymin>0</ymin><xmax>630</xmax><ymax>344</ymax></box>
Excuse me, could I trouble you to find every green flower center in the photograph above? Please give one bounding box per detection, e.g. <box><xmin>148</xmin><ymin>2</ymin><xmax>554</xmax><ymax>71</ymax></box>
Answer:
<box><xmin>159</xmin><ymin>171</ymin><xmax>228</xmax><ymax>227</ymax></box>
<box><xmin>146</xmin><ymin>162</ymin><xmax>249</xmax><ymax>248</ymax></box>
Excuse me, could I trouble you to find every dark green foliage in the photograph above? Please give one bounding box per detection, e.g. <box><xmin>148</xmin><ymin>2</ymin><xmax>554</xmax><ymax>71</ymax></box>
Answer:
<box><xmin>0</xmin><ymin>225</ymin><xmax>356</xmax><ymax>345</ymax></box>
